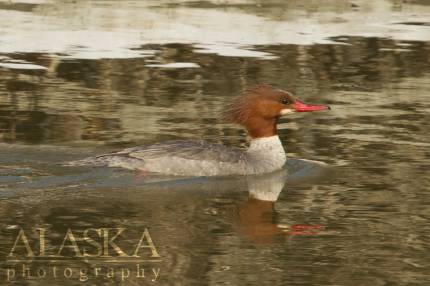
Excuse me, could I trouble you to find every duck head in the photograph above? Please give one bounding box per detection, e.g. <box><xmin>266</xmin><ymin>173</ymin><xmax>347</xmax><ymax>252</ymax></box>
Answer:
<box><xmin>225</xmin><ymin>85</ymin><xmax>330</xmax><ymax>138</ymax></box>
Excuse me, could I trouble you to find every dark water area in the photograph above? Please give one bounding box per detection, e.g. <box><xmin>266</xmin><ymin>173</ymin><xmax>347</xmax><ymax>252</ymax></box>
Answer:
<box><xmin>0</xmin><ymin>0</ymin><xmax>429</xmax><ymax>285</ymax></box>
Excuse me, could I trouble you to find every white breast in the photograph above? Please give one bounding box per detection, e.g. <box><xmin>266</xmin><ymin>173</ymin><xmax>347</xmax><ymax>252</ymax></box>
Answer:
<box><xmin>245</xmin><ymin>136</ymin><xmax>287</xmax><ymax>174</ymax></box>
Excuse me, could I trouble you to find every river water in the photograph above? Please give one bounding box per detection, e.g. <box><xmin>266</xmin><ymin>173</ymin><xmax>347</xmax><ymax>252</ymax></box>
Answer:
<box><xmin>0</xmin><ymin>0</ymin><xmax>429</xmax><ymax>285</ymax></box>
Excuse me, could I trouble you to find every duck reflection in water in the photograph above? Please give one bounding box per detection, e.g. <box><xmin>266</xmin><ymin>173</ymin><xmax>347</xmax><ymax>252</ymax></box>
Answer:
<box><xmin>234</xmin><ymin>159</ymin><xmax>328</xmax><ymax>243</ymax></box>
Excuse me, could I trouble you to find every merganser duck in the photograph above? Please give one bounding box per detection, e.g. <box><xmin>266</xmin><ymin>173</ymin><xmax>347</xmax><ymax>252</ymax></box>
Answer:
<box><xmin>71</xmin><ymin>85</ymin><xmax>330</xmax><ymax>176</ymax></box>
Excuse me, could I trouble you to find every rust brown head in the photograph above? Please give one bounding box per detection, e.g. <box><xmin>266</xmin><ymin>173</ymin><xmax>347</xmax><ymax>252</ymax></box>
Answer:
<box><xmin>224</xmin><ymin>85</ymin><xmax>330</xmax><ymax>139</ymax></box>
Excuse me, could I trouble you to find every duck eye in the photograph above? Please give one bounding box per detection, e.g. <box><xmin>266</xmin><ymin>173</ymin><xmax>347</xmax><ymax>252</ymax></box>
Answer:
<box><xmin>281</xmin><ymin>98</ymin><xmax>290</xmax><ymax>105</ymax></box>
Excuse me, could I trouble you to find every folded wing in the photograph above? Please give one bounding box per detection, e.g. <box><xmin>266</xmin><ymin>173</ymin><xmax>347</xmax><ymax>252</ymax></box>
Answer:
<box><xmin>104</xmin><ymin>140</ymin><xmax>246</xmax><ymax>163</ymax></box>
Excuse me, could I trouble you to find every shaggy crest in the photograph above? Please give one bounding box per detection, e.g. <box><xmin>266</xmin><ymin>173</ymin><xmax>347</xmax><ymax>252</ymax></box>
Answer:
<box><xmin>223</xmin><ymin>84</ymin><xmax>294</xmax><ymax>126</ymax></box>
<box><xmin>223</xmin><ymin>84</ymin><xmax>286</xmax><ymax>125</ymax></box>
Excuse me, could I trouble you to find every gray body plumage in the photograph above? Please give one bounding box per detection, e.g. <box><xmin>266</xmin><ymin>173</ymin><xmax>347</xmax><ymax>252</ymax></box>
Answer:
<box><xmin>69</xmin><ymin>136</ymin><xmax>287</xmax><ymax>176</ymax></box>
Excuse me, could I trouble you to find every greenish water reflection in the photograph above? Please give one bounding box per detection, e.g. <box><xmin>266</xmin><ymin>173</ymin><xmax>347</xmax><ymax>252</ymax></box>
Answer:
<box><xmin>0</xmin><ymin>1</ymin><xmax>430</xmax><ymax>285</ymax></box>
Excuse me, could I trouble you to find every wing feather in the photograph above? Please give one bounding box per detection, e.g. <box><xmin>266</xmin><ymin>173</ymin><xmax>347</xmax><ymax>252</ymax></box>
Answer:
<box><xmin>124</xmin><ymin>140</ymin><xmax>245</xmax><ymax>163</ymax></box>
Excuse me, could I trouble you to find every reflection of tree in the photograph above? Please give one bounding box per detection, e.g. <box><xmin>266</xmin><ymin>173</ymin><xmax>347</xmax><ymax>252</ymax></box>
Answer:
<box><xmin>0</xmin><ymin>38</ymin><xmax>429</xmax><ymax>145</ymax></box>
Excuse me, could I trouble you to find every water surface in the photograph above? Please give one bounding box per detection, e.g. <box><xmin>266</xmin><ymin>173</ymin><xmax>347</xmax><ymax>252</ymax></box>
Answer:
<box><xmin>0</xmin><ymin>0</ymin><xmax>429</xmax><ymax>285</ymax></box>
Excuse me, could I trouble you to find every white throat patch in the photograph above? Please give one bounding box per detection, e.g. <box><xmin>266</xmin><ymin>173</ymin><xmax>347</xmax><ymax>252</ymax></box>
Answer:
<box><xmin>280</xmin><ymin>108</ymin><xmax>294</xmax><ymax>115</ymax></box>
